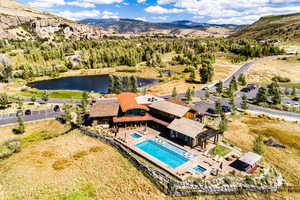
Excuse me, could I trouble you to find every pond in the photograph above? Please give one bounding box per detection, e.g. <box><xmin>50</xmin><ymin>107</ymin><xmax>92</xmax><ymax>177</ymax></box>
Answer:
<box><xmin>27</xmin><ymin>74</ymin><xmax>159</xmax><ymax>94</ymax></box>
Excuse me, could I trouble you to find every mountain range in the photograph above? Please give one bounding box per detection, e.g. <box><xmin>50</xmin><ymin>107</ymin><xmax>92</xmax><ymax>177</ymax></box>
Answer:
<box><xmin>79</xmin><ymin>18</ymin><xmax>245</xmax><ymax>37</ymax></box>
<box><xmin>0</xmin><ymin>0</ymin><xmax>299</xmax><ymax>41</ymax></box>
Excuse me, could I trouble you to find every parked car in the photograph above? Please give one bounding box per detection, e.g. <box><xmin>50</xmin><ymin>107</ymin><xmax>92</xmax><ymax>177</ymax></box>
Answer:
<box><xmin>221</xmin><ymin>105</ymin><xmax>231</xmax><ymax>113</ymax></box>
<box><xmin>53</xmin><ymin>105</ymin><xmax>60</xmax><ymax>112</ymax></box>
<box><xmin>16</xmin><ymin>110</ymin><xmax>23</xmax><ymax>117</ymax></box>
<box><xmin>206</xmin><ymin>108</ymin><xmax>216</xmax><ymax>114</ymax></box>
<box><xmin>202</xmin><ymin>87</ymin><xmax>209</xmax><ymax>91</ymax></box>
<box><xmin>247</xmin><ymin>84</ymin><xmax>258</xmax><ymax>91</ymax></box>
<box><xmin>24</xmin><ymin>109</ymin><xmax>31</xmax><ymax>116</ymax></box>
<box><xmin>292</xmin><ymin>97</ymin><xmax>299</xmax><ymax>101</ymax></box>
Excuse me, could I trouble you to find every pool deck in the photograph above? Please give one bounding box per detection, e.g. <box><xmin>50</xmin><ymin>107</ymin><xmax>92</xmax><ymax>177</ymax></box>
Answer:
<box><xmin>115</xmin><ymin>127</ymin><xmax>241</xmax><ymax>180</ymax></box>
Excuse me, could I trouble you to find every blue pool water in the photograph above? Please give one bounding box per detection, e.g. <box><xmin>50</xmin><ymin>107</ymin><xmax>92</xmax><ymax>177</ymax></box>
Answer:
<box><xmin>131</xmin><ymin>133</ymin><xmax>142</xmax><ymax>139</ymax></box>
<box><xmin>193</xmin><ymin>165</ymin><xmax>207</xmax><ymax>173</ymax></box>
<box><xmin>135</xmin><ymin>139</ymin><xmax>190</xmax><ymax>169</ymax></box>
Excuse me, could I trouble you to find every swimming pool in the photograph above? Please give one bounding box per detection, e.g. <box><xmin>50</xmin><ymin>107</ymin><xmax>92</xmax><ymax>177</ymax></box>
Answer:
<box><xmin>193</xmin><ymin>165</ymin><xmax>207</xmax><ymax>173</ymax></box>
<box><xmin>135</xmin><ymin>139</ymin><xmax>191</xmax><ymax>169</ymax></box>
<box><xmin>130</xmin><ymin>133</ymin><xmax>142</xmax><ymax>139</ymax></box>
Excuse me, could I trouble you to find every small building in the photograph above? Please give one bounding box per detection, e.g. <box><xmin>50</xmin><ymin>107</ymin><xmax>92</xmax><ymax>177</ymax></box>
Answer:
<box><xmin>167</xmin><ymin>118</ymin><xmax>221</xmax><ymax>148</ymax></box>
<box><xmin>148</xmin><ymin>100</ymin><xmax>196</xmax><ymax>123</ymax></box>
<box><xmin>230</xmin><ymin>152</ymin><xmax>262</xmax><ymax>172</ymax></box>
<box><xmin>89</xmin><ymin>102</ymin><xmax>120</xmax><ymax>125</ymax></box>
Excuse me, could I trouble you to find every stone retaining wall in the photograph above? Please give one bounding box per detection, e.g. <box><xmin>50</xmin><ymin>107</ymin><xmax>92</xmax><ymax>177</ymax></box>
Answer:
<box><xmin>79</xmin><ymin>128</ymin><xmax>283</xmax><ymax>197</ymax></box>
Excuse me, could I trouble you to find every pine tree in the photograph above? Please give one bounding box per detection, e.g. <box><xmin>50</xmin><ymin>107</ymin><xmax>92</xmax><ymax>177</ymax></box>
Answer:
<box><xmin>189</xmin><ymin>69</ymin><xmax>196</xmax><ymax>82</ymax></box>
<box><xmin>172</xmin><ymin>87</ymin><xmax>177</xmax><ymax>97</ymax></box>
<box><xmin>185</xmin><ymin>88</ymin><xmax>192</xmax><ymax>102</ymax></box>
<box><xmin>62</xmin><ymin>103</ymin><xmax>72</xmax><ymax>124</ymax></box>
<box><xmin>75</xmin><ymin>107</ymin><xmax>83</xmax><ymax>127</ymax></box>
<box><xmin>108</xmin><ymin>75</ymin><xmax>115</xmax><ymax>94</ymax></box>
<box><xmin>253</xmin><ymin>135</ymin><xmax>266</xmax><ymax>155</ymax></box>
<box><xmin>130</xmin><ymin>76</ymin><xmax>138</xmax><ymax>93</ymax></box>
<box><xmin>115</xmin><ymin>76</ymin><xmax>123</xmax><ymax>94</ymax></box>
<box><xmin>256</xmin><ymin>87</ymin><xmax>268</xmax><ymax>103</ymax></box>
<box><xmin>31</xmin><ymin>95</ymin><xmax>36</xmax><ymax>103</ymax></box>
<box><xmin>199</xmin><ymin>62</ymin><xmax>214</xmax><ymax>83</ymax></box>
<box><xmin>215</xmin><ymin>100</ymin><xmax>222</xmax><ymax>114</ymax></box>
<box><xmin>238</xmin><ymin>74</ymin><xmax>247</xmax><ymax>86</ymax></box>
<box><xmin>191</xmin><ymin>87</ymin><xmax>195</xmax><ymax>97</ymax></box>
<box><xmin>216</xmin><ymin>81</ymin><xmax>223</xmax><ymax>94</ymax></box>
<box><xmin>16</xmin><ymin>115</ymin><xmax>25</xmax><ymax>134</ymax></box>
<box><xmin>284</xmin><ymin>88</ymin><xmax>290</xmax><ymax>96</ymax></box>
<box><xmin>0</xmin><ymin>93</ymin><xmax>9</xmax><ymax>109</ymax></box>
<box><xmin>42</xmin><ymin>90</ymin><xmax>49</xmax><ymax>102</ymax></box>
<box><xmin>229</xmin><ymin>96</ymin><xmax>236</xmax><ymax>111</ymax></box>
<box><xmin>272</xmin><ymin>92</ymin><xmax>281</xmax><ymax>105</ymax></box>
<box><xmin>123</xmin><ymin>76</ymin><xmax>131</xmax><ymax>92</ymax></box>
<box><xmin>230</xmin><ymin>76</ymin><xmax>238</xmax><ymax>91</ymax></box>
<box><xmin>80</xmin><ymin>92</ymin><xmax>89</xmax><ymax>114</ymax></box>
<box><xmin>241</xmin><ymin>95</ymin><xmax>248</xmax><ymax>109</ymax></box>
<box><xmin>219</xmin><ymin>113</ymin><xmax>228</xmax><ymax>133</ymax></box>
<box><xmin>291</xmin><ymin>87</ymin><xmax>296</xmax><ymax>96</ymax></box>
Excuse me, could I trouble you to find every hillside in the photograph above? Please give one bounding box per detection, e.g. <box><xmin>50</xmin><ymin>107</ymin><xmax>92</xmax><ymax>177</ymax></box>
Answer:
<box><xmin>0</xmin><ymin>0</ymin><xmax>102</xmax><ymax>40</ymax></box>
<box><xmin>230</xmin><ymin>13</ymin><xmax>300</xmax><ymax>41</ymax></box>
<box><xmin>80</xmin><ymin>18</ymin><xmax>244</xmax><ymax>37</ymax></box>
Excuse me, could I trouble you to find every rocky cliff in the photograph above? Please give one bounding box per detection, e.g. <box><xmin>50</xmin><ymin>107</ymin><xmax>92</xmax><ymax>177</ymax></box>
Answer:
<box><xmin>0</xmin><ymin>0</ymin><xmax>103</xmax><ymax>40</ymax></box>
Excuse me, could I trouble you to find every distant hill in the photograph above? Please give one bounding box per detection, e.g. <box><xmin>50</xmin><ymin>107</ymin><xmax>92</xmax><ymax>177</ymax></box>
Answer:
<box><xmin>230</xmin><ymin>13</ymin><xmax>300</xmax><ymax>41</ymax></box>
<box><xmin>0</xmin><ymin>0</ymin><xmax>102</xmax><ymax>40</ymax></box>
<box><xmin>80</xmin><ymin>18</ymin><xmax>245</xmax><ymax>37</ymax></box>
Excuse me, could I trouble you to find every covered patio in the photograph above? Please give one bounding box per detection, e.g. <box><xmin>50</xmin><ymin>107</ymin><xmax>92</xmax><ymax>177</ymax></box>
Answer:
<box><xmin>167</xmin><ymin>118</ymin><xmax>221</xmax><ymax>149</ymax></box>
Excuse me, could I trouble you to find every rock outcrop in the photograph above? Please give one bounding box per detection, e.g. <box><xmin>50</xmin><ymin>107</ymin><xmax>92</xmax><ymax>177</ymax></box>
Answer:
<box><xmin>0</xmin><ymin>0</ymin><xmax>103</xmax><ymax>40</ymax></box>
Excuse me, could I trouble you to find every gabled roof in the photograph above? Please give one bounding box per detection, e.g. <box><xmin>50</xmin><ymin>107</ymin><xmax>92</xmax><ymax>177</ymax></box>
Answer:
<box><xmin>238</xmin><ymin>152</ymin><xmax>262</xmax><ymax>166</ymax></box>
<box><xmin>167</xmin><ymin>118</ymin><xmax>206</xmax><ymax>138</ymax></box>
<box><xmin>148</xmin><ymin>100</ymin><xmax>191</xmax><ymax>117</ymax></box>
<box><xmin>117</xmin><ymin>93</ymin><xmax>149</xmax><ymax>113</ymax></box>
<box><xmin>89</xmin><ymin>102</ymin><xmax>119</xmax><ymax>118</ymax></box>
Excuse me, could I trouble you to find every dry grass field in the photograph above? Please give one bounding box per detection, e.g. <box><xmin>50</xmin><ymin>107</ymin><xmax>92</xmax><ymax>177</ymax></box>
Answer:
<box><xmin>247</xmin><ymin>56</ymin><xmax>300</xmax><ymax>86</ymax></box>
<box><xmin>225</xmin><ymin>114</ymin><xmax>300</xmax><ymax>186</ymax></box>
<box><xmin>1</xmin><ymin>118</ymin><xmax>300</xmax><ymax>199</ymax></box>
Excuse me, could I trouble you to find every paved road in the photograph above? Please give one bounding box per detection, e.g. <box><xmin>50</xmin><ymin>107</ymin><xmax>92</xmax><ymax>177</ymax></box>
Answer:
<box><xmin>0</xmin><ymin>109</ymin><xmax>63</xmax><ymax>126</ymax></box>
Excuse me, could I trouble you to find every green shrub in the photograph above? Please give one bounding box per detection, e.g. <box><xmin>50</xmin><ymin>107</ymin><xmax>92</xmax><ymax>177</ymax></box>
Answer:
<box><xmin>271</xmin><ymin>76</ymin><xmax>291</xmax><ymax>83</ymax></box>
<box><xmin>52</xmin><ymin>159</ymin><xmax>71</xmax><ymax>170</ymax></box>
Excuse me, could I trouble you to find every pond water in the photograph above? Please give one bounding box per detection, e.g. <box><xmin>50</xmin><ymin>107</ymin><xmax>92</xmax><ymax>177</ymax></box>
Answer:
<box><xmin>27</xmin><ymin>74</ymin><xmax>158</xmax><ymax>94</ymax></box>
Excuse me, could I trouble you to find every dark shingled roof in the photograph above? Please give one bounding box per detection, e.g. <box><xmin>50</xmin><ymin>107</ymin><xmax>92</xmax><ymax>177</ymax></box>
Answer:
<box><xmin>89</xmin><ymin>102</ymin><xmax>119</xmax><ymax>117</ymax></box>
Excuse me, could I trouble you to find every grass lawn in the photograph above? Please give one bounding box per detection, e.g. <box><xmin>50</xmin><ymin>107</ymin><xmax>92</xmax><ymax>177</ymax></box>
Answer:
<box><xmin>209</xmin><ymin>145</ymin><xmax>231</xmax><ymax>157</ymax></box>
<box><xmin>18</xmin><ymin>89</ymin><xmax>86</xmax><ymax>99</ymax></box>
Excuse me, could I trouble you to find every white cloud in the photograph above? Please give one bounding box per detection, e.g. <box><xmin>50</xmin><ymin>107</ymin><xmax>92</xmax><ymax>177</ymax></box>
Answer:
<box><xmin>29</xmin><ymin>0</ymin><xmax>122</xmax><ymax>8</ymax></box>
<box><xmin>57</xmin><ymin>9</ymin><xmax>101</xmax><ymax>20</ymax></box>
<box><xmin>84</xmin><ymin>0</ymin><xmax>123</xmax><ymax>4</ymax></box>
<box><xmin>154</xmin><ymin>0</ymin><xmax>300</xmax><ymax>24</ymax></box>
<box><xmin>29</xmin><ymin>0</ymin><xmax>65</xmax><ymax>8</ymax></box>
<box><xmin>151</xmin><ymin>16</ymin><xmax>168</xmax><ymax>21</ymax></box>
<box><xmin>102</xmin><ymin>10</ymin><xmax>119</xmax><ymax>19</ymax></box>
<box><xmin>137</xmin><ymin>0</ymin><xmax>146</xmax><ymax>3</ymax></box>
<box><xmin>134</xmin><ymin>17</ymin><xmax>147</xmax><ymax>21</ymax></box>
<box><xmin>145</xmin><ymin>5</ymin><xmax>184</xmax><ymax>14</ymax></box>
<box><xmin>157</xmin><ymin>0</ymin><xmax>176</xmax><ymax>5</ymax></box>
<box><xmin>67</xmin><ymin>1</ymin><xmax>95</xmax><ymax>8</ymax></box>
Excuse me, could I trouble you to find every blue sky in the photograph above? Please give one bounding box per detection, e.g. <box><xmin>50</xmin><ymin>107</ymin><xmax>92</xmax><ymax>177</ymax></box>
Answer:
<box><xmin>18</xmin><ymin>0</ymin><xmax>300</xmax><ymax>24</ymax></box>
